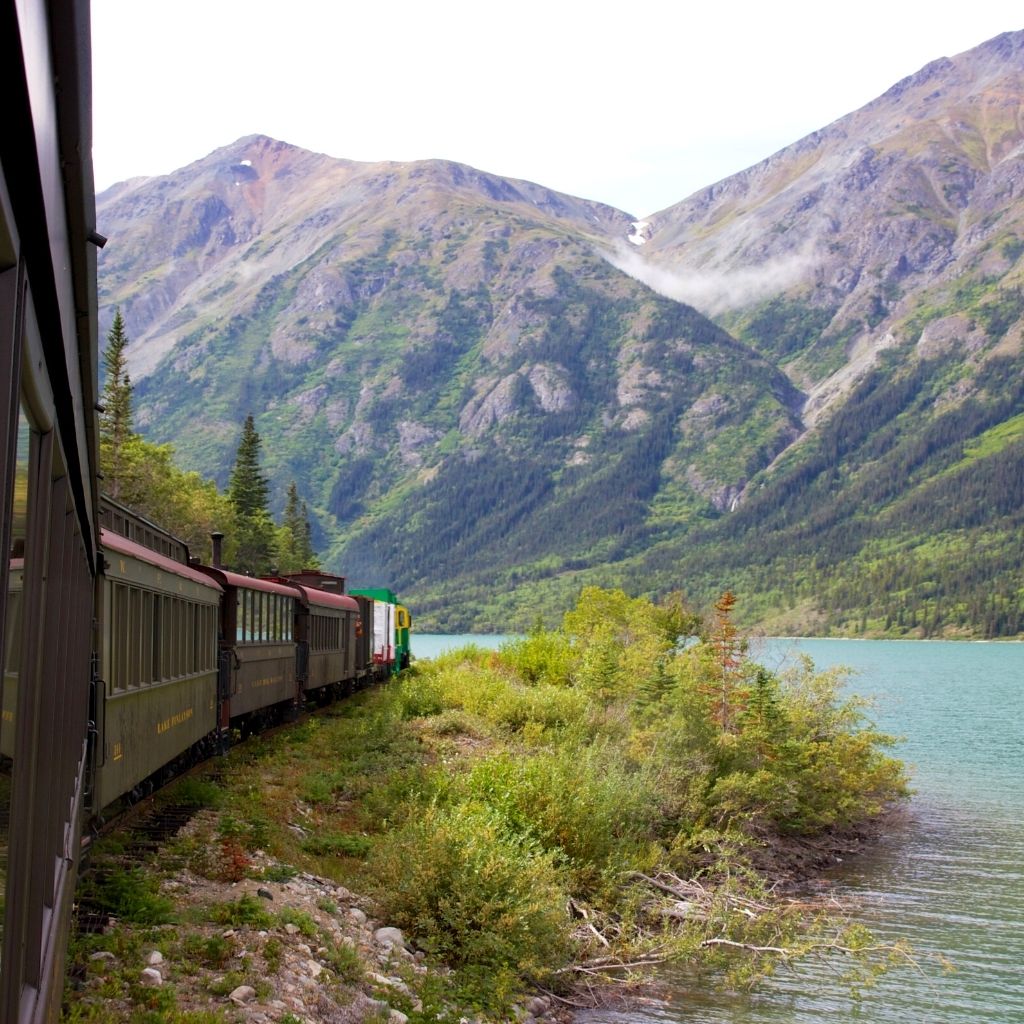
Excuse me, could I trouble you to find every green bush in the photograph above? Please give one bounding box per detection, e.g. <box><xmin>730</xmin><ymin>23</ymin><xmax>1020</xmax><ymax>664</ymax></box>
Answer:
<box><xmin>165</xmin><ymin>777</ymin><xmax>224</xmax><ymax>809</ymax></box>
<box><xmin>500</xmin><ymin>627</ymin><xmax>574</xmax><ymax>687</ymax></box>
<box><xmin>458</xmin><ymin>746</ymin><xmax>661</xmax><ymax>893</ymax></box>
<box><xmin>368</xmin><ymin>804</ymin><xmax>572</xmax><ymax>979</ymax></box>
<box><xmin>301</xmin><ymin>831</ymin><xmax>372</xmax><ymax>859</ymax></box>
<box><xmin>179</xmin><ymin>932</ymin><xmax>233</xmax><ymax>968</ymax></box>
<box><xmin>208</xmin><ymin>894</ymin><xmax>273</xmax><ymax>929</ymax></box>
<box><xmin>395</xmin><ymin>673</ymin><xmax>446</xmax><ymax>719</ymax></box>
<box><xmin>276</xmin><ymin>907</ymin><xmax>318</xmax><ymax>937</ymax></box>
<box><xmin>83</xmin><ymin>868</ymin><xmax>175</xmax><ymax>926</ymax></box>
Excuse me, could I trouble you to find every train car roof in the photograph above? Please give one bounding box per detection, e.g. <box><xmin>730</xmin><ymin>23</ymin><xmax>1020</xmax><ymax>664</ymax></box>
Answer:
<box><xmin>101</xmin><ymin>529</ymin><xmax>223</xmax><ymax>592</ymax></box>
<box><xmin>298</xmin><ymin>586</ymin><xmax>360</xmax><ymax>612</ymax></box>
<box><xmin>263</xmin><ymin>576</ymin><xmax>360</xmax><ymax>612</ymax></box>
<box><xmin>196</xmin><ymin>565</ymin><xmax>300</xmax><ymax>598</ymax></box>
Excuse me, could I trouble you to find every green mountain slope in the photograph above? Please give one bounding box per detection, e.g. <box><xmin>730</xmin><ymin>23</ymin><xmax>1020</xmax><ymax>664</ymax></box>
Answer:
<box><xmin>99</xmin><ymin>138</ymin><xmax>800</xmax><ymax>626</ymax></box>
<box><xmin>96</xmin><ymin>31</ymin><xmax>1024</xmax><ymax>636</ymax></box>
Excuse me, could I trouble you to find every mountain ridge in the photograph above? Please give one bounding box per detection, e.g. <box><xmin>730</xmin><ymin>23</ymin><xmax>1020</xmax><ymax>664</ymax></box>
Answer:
<box><xmin>96</xmin><ymin>30</ymin><xmax>1024</xmax><ymax>636</ymax></box>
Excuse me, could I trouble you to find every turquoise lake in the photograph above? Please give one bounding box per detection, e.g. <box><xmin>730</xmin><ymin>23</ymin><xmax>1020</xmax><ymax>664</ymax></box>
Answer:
<box><xmin>413</xmin><ymin>634</ymin><xmax>1024</xmax><ymax>1024</ymax></box>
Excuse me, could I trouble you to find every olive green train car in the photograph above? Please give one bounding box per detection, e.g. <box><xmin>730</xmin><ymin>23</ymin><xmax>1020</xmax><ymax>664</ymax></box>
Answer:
<box><xmin>195</xmin><ymin>567</ymin><xmax>299</xmax><ymax>727</ymax></box>
<box><xmin>94</xmin><ymin>530</ymin><xmax>222</xmax><ymax>810</ymax></box>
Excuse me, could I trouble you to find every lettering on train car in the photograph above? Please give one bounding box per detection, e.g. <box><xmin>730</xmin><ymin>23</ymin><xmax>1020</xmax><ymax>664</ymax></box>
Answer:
<box><xmin>112</xmin><ymin>741</ymin><xmax>124</xmax><ymax>762</ymax></box>
<box><xmin>250</xmin><ymin>675</ymin><xmax>284</xmax><ymax>689</ymax></box>
<box><xmin>156</xmin><ymin>707</ymin><xmax>195</xmax><ymax>734</ymax></box>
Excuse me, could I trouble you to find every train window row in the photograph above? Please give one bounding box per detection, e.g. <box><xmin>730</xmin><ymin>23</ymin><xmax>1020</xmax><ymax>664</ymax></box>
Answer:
<box><xmin>108</xmin><ymin>584</ymin><xmax>217</xmax><ymax>691</ymax></box>
<box><xmin>310</xmin><ymin>614</ymin><xmax>342</xmax><ymax>652</ymax></box>
<box><xmin>236</xmin><ymin>590</ymin><xmax>294</xmax><ymax>643</ymax></box>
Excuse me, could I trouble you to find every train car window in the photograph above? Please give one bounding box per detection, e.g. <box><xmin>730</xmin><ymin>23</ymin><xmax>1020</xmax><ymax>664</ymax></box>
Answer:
<box><xmin>113</xmin><ymin>584</ymin><xmax>128</xmax><ymax>691</ymax></box>
<box><xmin>171</xmin><ymin>599</ymin><xmax>180</xmax><ymax>677</ymax></box>
<box><xmin>208</xmin><ymin>606</ymin><xmax>216</xmax><ymax>669</ymax></box>
<box><xmin>191</xmin><ymin>603</ymin><xmax>199</xmax><ymax>673</ymax></box>
<box><xmin>141</xmin><ymin>592</ymin><xmax>153</xmax><ymax>685</ymax></box>
<box><xmin>152</xmin><ymin>594</ymin><xmax>162</xmax><ymax>681</ymax></box>
<box><xmin>129</xmin><ymin>587</ymin><xmax>142</xmax><ymax>687</ymax></box>
<box><xmin>177</xmin><ymin>600</ymin><xmax>186</xmax><ymax>676</ymax></box>
<box><xmin>285</xmin><ymin>599</ymin><xmax>293</xmax><ymax>641</ymax></box>
<box><xmin>179</xmin><ymin>599</ymin><xmax>187</xmax><ymax>676</ymax></box>
<box><xmin>185</xmin><ymin>602</ymin><xmax>193</xmax><ymax>673</ymax></box>
<box><xmin>235</xmin><ymin>591</ymin><xmax>244</xmax><ymax>642</ymax></box>
<box><xmin>161</xmin><ymin>596</ymin><xmax>171</xmax><ymax>679</ymax></box>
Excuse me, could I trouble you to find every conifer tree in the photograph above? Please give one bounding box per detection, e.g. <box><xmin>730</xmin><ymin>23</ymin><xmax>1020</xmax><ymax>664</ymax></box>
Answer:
<box><xmin>228</xmin><ymin>415</ymin><xmax>275</xmax><ymax>573</ymax></box>
<box><xmin>99</xmin><ymin>308</ymin><xmax>133</xmax><ymax>498</ymax></box>
<box><xmin>298</xmin><ymin>499</ymin><xmax>318</xmax><ymax>568</ymax></box>
<box><xmin>228</xmin><ymin>414</ymin><xmax>269</xmax><ymax>517</ymax></box>
<box><xmin>277</xmin><ymin>481</ymin><xmax>320</xmax><ymax>572</ymax></box>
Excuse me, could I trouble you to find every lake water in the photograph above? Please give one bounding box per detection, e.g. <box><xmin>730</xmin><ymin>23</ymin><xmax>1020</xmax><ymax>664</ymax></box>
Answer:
<box><xmin>414</xmin><ymin>634</ymin><xmax>1024</xmax><ymax>1024</ymax></box>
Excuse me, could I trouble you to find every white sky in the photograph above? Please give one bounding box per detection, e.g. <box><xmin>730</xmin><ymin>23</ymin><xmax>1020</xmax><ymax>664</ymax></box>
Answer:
<box><xmin>91</xmin><ymin>0</ymin><xmax>1022</xmax><ymax>217</ymax></box>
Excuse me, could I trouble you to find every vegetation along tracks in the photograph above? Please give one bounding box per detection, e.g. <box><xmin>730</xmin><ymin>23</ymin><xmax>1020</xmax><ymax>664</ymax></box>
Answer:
<box><xmin>65</xmin><ymin>586</ymin><xmax>919</xmax><ymax>1022</ymax></box>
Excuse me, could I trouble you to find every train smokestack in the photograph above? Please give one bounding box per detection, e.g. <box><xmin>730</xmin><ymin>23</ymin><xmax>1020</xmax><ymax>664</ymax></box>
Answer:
<box><xmin>211</xmin><ymin>531</ymin><xmax>224</xmax><ymax>568</ymax></box>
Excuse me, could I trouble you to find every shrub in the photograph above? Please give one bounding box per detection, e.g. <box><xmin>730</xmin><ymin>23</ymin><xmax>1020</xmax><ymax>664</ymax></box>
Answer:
<box><xmin>395</xmin><ymin>673</ymin><xmax>446</xmax><ymax>719</ymax></box>
<box><xmin>500</xmin><ymin>627</ymin><xmax>574</xmax><ymax>687</ymax></box>
<box><xmin>166</xmin><ymin>776</ymin><xmax>224</xmax><ymax>809</ymax></box>
<box><xmin>322</xmin><ymin>939</ymin><xmax>362</xmax><ymax>982</ymax></box>
<box><xmin>301</xmin><ymin>831</ymin><xmax>372</xmax><ymax>858</ymax></box>
<box><xmin>368</xmin><ymin>804</ymin><xmax>572</xmax><ymax>980</ymax></box>
<box><xmin>83</xmin><ymin>868</ymin><xmax>175</xmax><ymax>926</ymax></box>
<box><xmin>208</xmin><ymin>894</ymin><xmax>273</xmax><ymax>929</ymax></box>
<box><xmin>276</xmin><ymin>906</ymin><xmax>318</xmax><ymax>937</ymax></box>
<box><xmin>179</xmin><ymin>932</ymin><xmax>233</xmax><ymax>968</ymax></box>
<box><xmin>261</xmin><ymin>863</ymin><xmax>298</xmax><ymax>883</ymax></box>
<box><xmin>459</xmin><ymin>746</ymin><xmax>661</xmax><ymax>893</ymax></box>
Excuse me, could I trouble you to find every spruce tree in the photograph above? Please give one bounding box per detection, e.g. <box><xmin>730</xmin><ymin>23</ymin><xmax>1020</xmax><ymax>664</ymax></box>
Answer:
<box><xmin>228</xmin><ymin>415</ymin><xmax>269</xmax><ymax>517</ymax></box>
<box><xmin>277</xmin><ymin>481</ymin><xmax>320</xmax><ymax>572</ymax></box>
<box><xmin>298</xmin><ymin>499</ymin><xmax>319</xmax><ymax>568</ymax></box>
<box><xmin>228</xmin><ymin>415</ymin><xmax>274</xmax><ymax>573</ymax></box>
<box><xmin>99</xmin><ymin>308</ymin><xmax>133</xmax><ymax>498</ymax></box>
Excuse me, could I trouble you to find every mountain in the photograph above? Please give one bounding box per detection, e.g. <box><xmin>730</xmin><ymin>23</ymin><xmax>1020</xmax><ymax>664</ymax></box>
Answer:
<box><xmin>97</xmin><ymin>30</ymin><xmax>1024</xmax><ymax>637</ymax></box>
<box><xmin>97</xmin><ymin>138</ymin><xmax>801</xmax><ymax>628</ymax></box>
<box><xmin>607</xmin><ymin>29</ymin><xmax>1024</xmax><ymax>637</ymax></box>
<box><xmin>625</xmin><ymin>30</ymin><xmax>1024</xmax><ymax>418</ymax></box>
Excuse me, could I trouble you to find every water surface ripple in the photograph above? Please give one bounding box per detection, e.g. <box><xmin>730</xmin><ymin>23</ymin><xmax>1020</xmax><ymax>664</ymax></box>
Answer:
<box><xmin>593</xmin><ymin>638</ymin><xmax>1024</xmax><ymax>1024</ymax></box>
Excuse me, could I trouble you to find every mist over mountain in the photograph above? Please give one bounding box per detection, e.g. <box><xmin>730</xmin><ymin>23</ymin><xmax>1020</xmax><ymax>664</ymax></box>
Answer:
<box><xmin>97</xmin><ymin>29</ymin><xmax>1024</xmax><ymax>636</ymax></box>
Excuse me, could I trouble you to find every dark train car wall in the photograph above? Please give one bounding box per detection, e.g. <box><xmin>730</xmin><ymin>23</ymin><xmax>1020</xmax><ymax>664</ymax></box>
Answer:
<box><xmin>1</xmin><ymin>1</ymin><xmax>101</xmax><ymax>1021</ymax></box>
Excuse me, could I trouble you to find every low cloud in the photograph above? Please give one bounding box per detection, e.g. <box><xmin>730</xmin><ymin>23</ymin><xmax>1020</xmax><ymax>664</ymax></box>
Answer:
<box><xmin>601</xmin><ymin>239</ymin><xmax>819</xmax><ymax>316</ymax></box>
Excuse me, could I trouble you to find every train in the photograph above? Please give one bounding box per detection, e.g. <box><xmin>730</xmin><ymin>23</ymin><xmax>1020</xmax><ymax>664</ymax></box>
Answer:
<box><xmin>1</xmin><ymin>3</ymin><xmax>410</xmax><ymax>1019</ymax></box>
<box><xmin>93</xmin><ymin>500</ymin><xmax>411</xmax><ymax>811</ymax></box>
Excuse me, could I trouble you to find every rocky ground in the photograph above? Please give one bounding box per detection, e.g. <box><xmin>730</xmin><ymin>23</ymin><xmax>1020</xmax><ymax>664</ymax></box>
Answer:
<box><xmin>67</xmin><ymin>809</ymin><xmax>555</xmax><ymax>1024</ymax></box>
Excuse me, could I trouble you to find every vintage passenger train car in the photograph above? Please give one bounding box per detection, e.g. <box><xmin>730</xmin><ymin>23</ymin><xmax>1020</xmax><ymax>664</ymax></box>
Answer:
<box><xmin>93</xmin><ymin>501</ymin><xmax>411</xmax><ymax>812</ymax></box>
